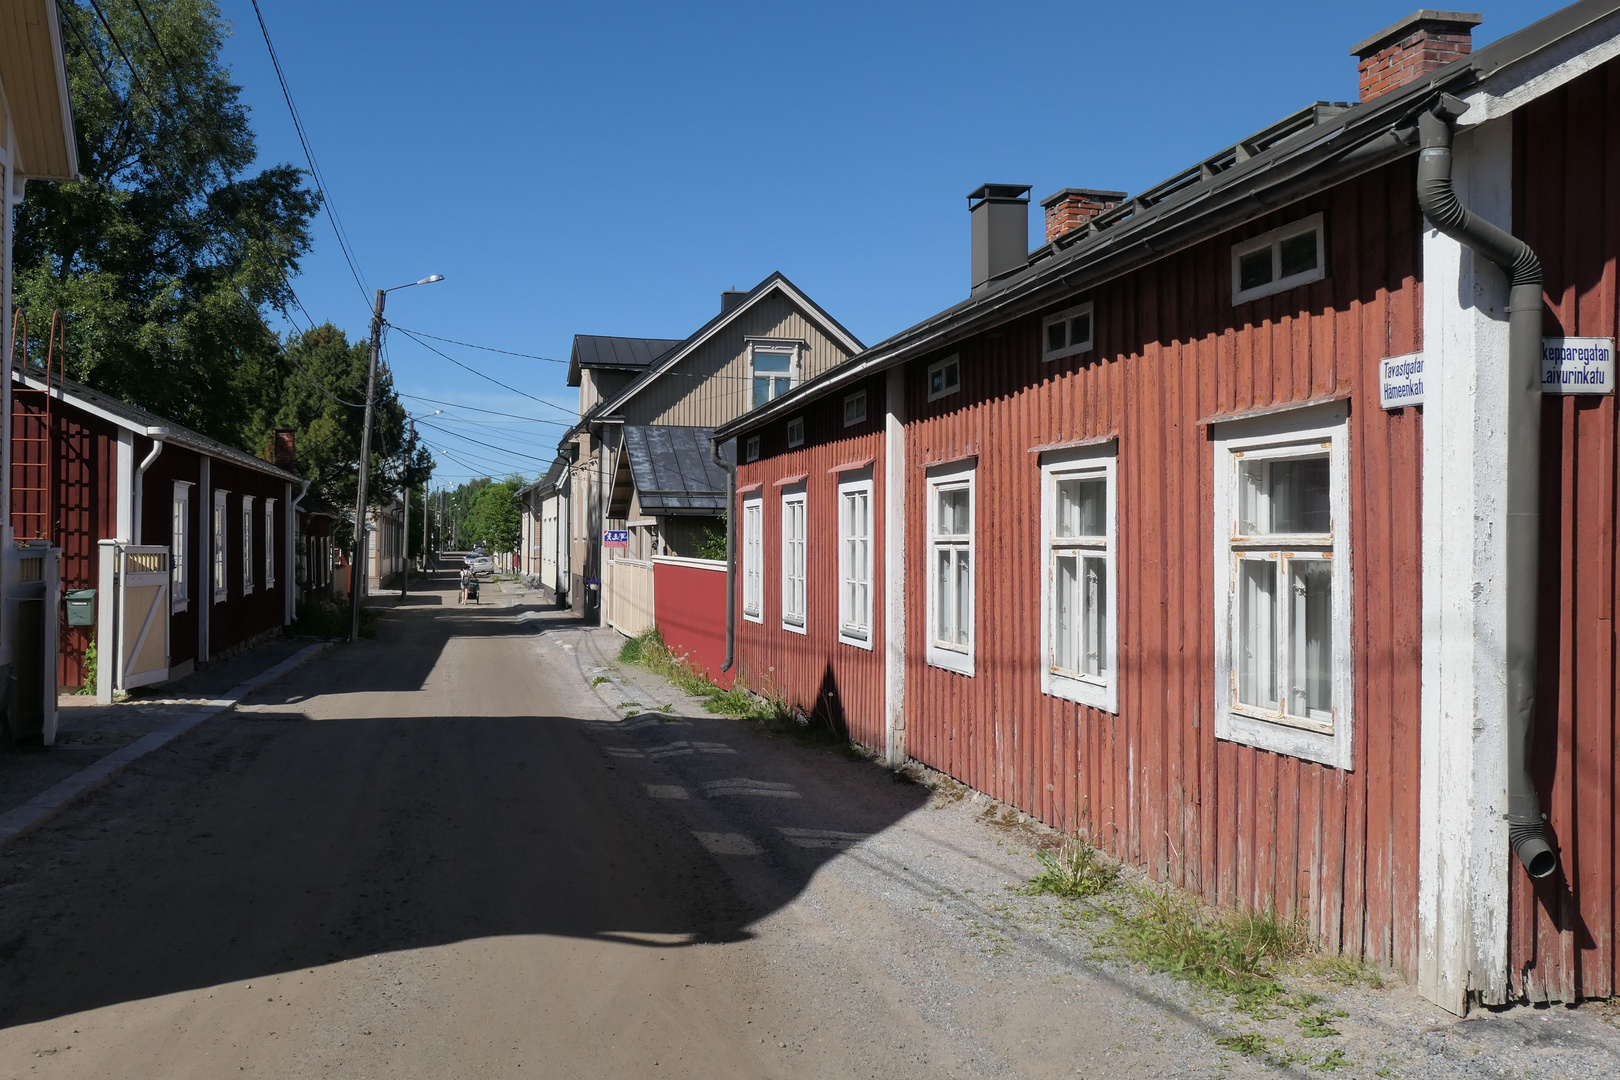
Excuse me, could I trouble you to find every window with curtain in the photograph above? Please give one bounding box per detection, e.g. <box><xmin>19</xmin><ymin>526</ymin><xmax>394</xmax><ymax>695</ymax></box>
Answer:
<box><xmin>750</xmin><ymin>346</ymin><xmax>795</xmax><ymax>408</ymax></box>
<box><xmin>926</xmin><ymin>462</ymin><xmax>974</xmax><ymax>675</ymax></box>
<box><xmin>172</xmin><ymin>483</ymin><xmax>191</xmax><ymax>611</ymax></box>
<box><xmin>742</xmin><ymin>495</ymin><xmax>763</xmax><ymax>622</ymax></box>
<box><xmin>212</xmin><ymin>490</ymin><xmax>228</xmax><ymax>602</ymax></box>
<box><xmin>1042</xmin><ymin>447</ymin><xmax>1116</xmax><ymax>710</ymax></box>
<box><xmin>242</xmin><ymin>497</ymin><xmax>255</xmax><ymax>593</ymax></box>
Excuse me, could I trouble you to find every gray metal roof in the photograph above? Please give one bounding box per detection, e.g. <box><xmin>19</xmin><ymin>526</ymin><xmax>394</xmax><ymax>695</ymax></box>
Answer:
<box><xmin>566</xmin><ymin>335</ymin><xmax>684</xmax><ymax>386</ymax></box>
<box><xmin>717</xmin><ymin>0</ymin><xmax>1620</xmax><ymax>442</ymax></box>
<box><xmin>622</xmin><ymin>425</ymin><xmax>728</xmax><ymax>515</ymax></box>
<box><xmin>12</xmin><ymin>364</ymin><xmax>302</xmax><ymax>484</ymax></box>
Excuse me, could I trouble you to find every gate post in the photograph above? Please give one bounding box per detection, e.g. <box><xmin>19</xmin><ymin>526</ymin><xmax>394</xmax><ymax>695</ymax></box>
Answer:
<box><xmin>96</xmin><ymin>539</ymin><xmax>119</xmax><ymax>704</ymax></box>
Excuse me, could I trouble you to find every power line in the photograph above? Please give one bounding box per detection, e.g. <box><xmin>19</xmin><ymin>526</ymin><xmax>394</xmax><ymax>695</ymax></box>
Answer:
<box><xmin>389</xmin><ymin>325</ymin><xmax>577</xmax><ymax>417</ymax></box>
<box><xmin>413</xmin><ymin>417</ymin><xmax>559</xmax><ymax>463</ymax></box>
<box><xmin>248</xmin><ymin>0</ymin><xmax>372</xmax><ymax>310</ymax></box>
<box><xmin>399</xmin><ymin>393</ymin><xmax>571</xmax><ymax>426</ymax></box>
<box><xmin>388</xmin><ymin>326</ymin><xmax>566</xmax><ymax>364</ymax></box>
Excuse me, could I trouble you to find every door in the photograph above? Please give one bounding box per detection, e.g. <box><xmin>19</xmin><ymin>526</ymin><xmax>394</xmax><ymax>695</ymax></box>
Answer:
<box><xmin>119</xmin><ymin>545</ymin><xmax>171</xmax><ymax>689</ymax></box>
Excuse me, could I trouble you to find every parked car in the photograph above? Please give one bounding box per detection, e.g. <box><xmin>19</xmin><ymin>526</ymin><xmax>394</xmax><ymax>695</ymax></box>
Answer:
<box><xmin>469</xmin><ymin>555</ymin><xmax>494</xmax><ymax>576</ymax></box>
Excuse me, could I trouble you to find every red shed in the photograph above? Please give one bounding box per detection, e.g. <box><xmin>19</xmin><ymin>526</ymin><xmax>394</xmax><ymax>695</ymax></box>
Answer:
<box><xmin>716</xmin><ymin>3</ymin><xmax>1620</xmax><ymax>1014</ymax></box>
<box><xmin>10</xmin><ymin>367</ymin><xmax>300</xmax><ymax>691</ymax></box>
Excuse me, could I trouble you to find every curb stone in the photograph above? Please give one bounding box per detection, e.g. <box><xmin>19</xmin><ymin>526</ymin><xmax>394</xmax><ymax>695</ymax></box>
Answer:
<box><xmin>0</xmin><ymin>641</ymin><xmax>334</xmax><ymax>847</ymax></box>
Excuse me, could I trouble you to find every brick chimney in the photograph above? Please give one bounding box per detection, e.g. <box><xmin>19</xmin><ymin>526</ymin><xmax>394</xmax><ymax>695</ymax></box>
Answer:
<box><xmin>1039</xmin><ymin>188</ymin><xmax>1127</xmax><ymax>244</ymax></box>
<box><xmin>1351</xmin><ymin>10</ymin><xmax>1482</xmax><ymax>103</ymax></box>
<box><xmin>270</xmin><ymin>428</ymin><xmax>296</xmax><ymax>470</ymax></box>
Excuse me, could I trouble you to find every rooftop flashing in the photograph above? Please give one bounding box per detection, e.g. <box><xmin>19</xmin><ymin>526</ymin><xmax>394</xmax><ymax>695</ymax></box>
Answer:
<box><xmin>1351</xmin><ymin>10</ymin><xmax>1483</xmax><ymax>58</ymax></box>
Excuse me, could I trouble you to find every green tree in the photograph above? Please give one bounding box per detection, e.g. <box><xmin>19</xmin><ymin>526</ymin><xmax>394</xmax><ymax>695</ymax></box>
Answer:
<box><xmin>465</xmin><ymin>475</ymin><xmax>524</xmax><ymax>553</ymax></box>
<box><xmin>12</xmin><ymin>0</ymin><xmax>319</xmax><ymax>445</ymax></box>
<box><xmin>268</xmin><ymin>324</ymin><xmax>432</xmax><ymax>555</ymax></box>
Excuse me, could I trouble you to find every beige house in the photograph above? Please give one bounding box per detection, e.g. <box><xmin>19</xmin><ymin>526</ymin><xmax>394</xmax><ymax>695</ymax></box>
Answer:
<box><xmin>551</xmin><ymin>272</ymin><xmax>861</xmax><ymax>626</ymax></box>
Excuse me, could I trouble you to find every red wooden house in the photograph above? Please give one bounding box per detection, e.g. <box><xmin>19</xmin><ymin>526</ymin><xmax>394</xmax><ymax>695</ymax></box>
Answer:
<box><xmin>10</xmin><ymin>367</ymin><xmax>300</xmax><ymax>691</ymax></box>
<box><xmin>715</xmin><ymin>3</ymin><xmax>1620</xmax><ymax>1013</ymax></box>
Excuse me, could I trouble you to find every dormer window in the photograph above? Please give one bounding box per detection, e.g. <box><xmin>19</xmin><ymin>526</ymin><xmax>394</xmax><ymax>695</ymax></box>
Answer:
<box><xmin>1043</xmin><ymin>302</ymin><xmax>1093</xmax><ymax>361</ymax></box>
<box><xmin>1231</xmin><ymin>213</ymin><xmax>1326</xmax><ymax>304</ymax></box>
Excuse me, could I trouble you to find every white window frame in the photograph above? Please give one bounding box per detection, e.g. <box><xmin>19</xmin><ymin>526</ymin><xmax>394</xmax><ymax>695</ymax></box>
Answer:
<box><xmin>745</xmin><ymin>435</ymin><xmax>760</xmax><ymax>463</ymax></box>
<box><xmin>241</xmin><ymin>496</ymin><xmax>255</xmax><ymax>594</ymax></box>
<box><xmin>741</xmin><ymin>493</ymin><xmax>764</xmax><ymax>624</ymax></box>
<box><xmin>1042</xmin><ymin>300</ymin><xmax>1094</xmax><ymax>362</ymax></box>
<box><xmin>786</xmin><ymin>416</ymin><xmax>805</xmax><ymax>448</ymax></box>
<box><xmin>1230</xmin><ymin>212</ymin><xmax>1326</xmax><ymax>305</ymax></box>
<box><xmin>265</xmin><ymin>498</ymin><xmax>277</xmax><ymax>588</ymax></box>
<box><xmin>1040</xmin><ymin>446</ymin><xmax>1117</xmax><ymax>711</ymax></box>
<box><xmin>749</xmin><ymin>342</ymin><xmax>798</xmax><ymax>409</ymax></box>
<box><xmin>1212</xmin><ymin>401</ymin><xmax>1353</xmax><ymax>770</ymax></box>
<box><xmin>171</xmin><ymin>481</ymin><xmax>192</xmax><ymax>613</ymax></box>
<box><xmin>212</xmin><ymin>489</ymin><xmax>228</xmax><ymax>603</ymax></box>
<box><xmin>843</xmin><ymin>389</ymin><xmax>868</xmax><ymax>427</ymax></box>
<box><xmin>837</xmin><ymin>474</ymin><xmax>874</xmax><ymax>649</ymax></box>
<box><xmin>927</xmin><ymin>354</ymin><xmax>961</xmax><ymax>401</ymax></box>
<box><xmin>925</xmin><ymin>460</ymin><xmax>975</xmax><ymax>676</ymax></box>
<box><xmin>780</xmin><ymin>488</ymin><xmax>807</xmax><ymax>634</ymax></box>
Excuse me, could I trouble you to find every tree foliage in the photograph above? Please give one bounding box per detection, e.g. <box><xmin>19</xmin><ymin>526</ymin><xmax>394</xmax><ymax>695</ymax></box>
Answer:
<box><xmin>268</xmin><ymin>324</ymin><xmax>432</xmax><ymax>554</ymax></box>
<box><xmin>464</xmin><ymin>475</ymin><xmax>525</xmax><ymax>553</ymax></box>
<box><xmin>11</xmin><ymin>0</ymin><xmax>320</xmax><ymax>444</ymax></box>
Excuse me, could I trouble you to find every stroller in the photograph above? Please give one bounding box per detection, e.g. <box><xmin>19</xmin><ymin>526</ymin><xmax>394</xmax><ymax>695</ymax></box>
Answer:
<box><xmin>460</xmin><ymin>569</ymin><xmax>480</xmax><ymax>604</ymax></box>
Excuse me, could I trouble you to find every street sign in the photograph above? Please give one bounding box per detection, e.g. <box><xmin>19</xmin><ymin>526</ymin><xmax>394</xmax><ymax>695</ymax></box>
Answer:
<box><xmin>1543</xmin><ymin>337</ymin><xmax>1615</xmax><ymax>395</ymax></box>
<box><xmin>1379</xmin><ymin>352</ymin><xmax>1425</xmax><ymax>409</ymax></box>
<box><xmin>603</xmin><ymin>530</ymin><xmax>629</xmax><ymax>547</ymax></box>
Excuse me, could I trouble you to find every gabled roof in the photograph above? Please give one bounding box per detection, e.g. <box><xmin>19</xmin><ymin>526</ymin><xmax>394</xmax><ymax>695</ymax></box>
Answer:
<box><xmin>594</xmin><ymin>271</ymin><xmax>864</xmax><ymax>420</ymax></box>
<box><xmin>621</xmin><ymin>425</ymin><xmax>728</xmax><ymax>515</ymax></box>
<box><xmin>716</xmin><ymin>0</ymin><xmax>1620</xmax><ymax>442</ymax></box>
<box><xmin>567</xmin><ymin>335</ymin><xmax>684</xmax><ymax>387</ymax></box>
<box><xmin>516</xmin><ymin>455</ymin><xmax>569</xmax><ymax>498</ymax></box>
<box><xmin>0</xmin><ymin>1</ymin><xmax>78</xmax><ymax>180</ymax></box>
<box><xmin>12</xmin><ymin>366</ymin><xmax>302</xmax><ymax>484</ymax></box>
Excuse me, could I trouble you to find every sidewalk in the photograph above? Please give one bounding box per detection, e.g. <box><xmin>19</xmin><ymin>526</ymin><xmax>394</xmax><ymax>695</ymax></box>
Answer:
<box><xmin>0</xmin><ymin>635</ymin><xmax>333</xmax><ymax>842</ymax></box>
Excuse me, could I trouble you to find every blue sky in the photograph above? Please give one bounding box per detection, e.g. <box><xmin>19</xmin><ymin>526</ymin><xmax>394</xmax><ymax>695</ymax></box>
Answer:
<box><xmin>217</xmin><ymin>1</ymin><xmax>1568</xmax><ymax>486</ymax></box>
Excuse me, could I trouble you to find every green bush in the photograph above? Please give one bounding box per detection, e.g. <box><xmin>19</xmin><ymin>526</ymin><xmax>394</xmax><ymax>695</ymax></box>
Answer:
<box><xmin>290</xmin><ymin>598</ymin><xmax>377</xmax><ymax>639</ymax></box>
<box><xmin>1023</xmin><ymin>838</ymin><xmax>1118</xmax><ymax>899</ymax></box>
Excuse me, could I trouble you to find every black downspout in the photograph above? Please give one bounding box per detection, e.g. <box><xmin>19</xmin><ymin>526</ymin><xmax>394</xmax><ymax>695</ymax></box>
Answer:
<box><xmin>710</xmin><ymin>437</ymin><xmax>737</xmax><ymax>672</ymax></box>
<box><xmin>1417</xmin><ymin>94</ymin><xmax>1557</xmax><ymax>880</ymax></box>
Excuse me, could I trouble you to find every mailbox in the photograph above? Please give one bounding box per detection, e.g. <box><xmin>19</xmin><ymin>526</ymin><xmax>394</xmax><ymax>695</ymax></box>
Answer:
<box><xmin>65</xmin><ymin>589</ymin><xmax>96</xmax><ymax>626</ymax></box>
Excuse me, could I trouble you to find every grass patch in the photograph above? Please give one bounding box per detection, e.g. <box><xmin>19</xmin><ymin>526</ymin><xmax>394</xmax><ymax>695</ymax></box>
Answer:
<box><xmin>1312</xmin><ymin>1049</ymin><xmax>1350</xmax><ymax>1071</ymax></box>
<box><xmin>1296</xmin><ymin>1008</ymin><xmax>1348</xmax><ymax>1038</ymax></box>
<box><xmin>1112</xmin><ymin>888</ymin><xmax>1309</xmax><ymax>1009</ymax></box>
<box><xmin>290</xmin><ymin>599</ymin><xmax>376</xmax><ymax>639</ymax></box>
<box><xmin>1304</xmin><ymin>954</ymin><xmax>1386</xmax><ymax>989</ymax></box>
<box><xmin>617</xmin><ymin>628</ymin><xmax>794</xmax><ymax>722</ymax></box>
<box><xmin>1215</xmin><ymin>1032</ymin><xmax>1267</xmax><ymax>1056</ymax></box>
<box><xmin>1022</xmin><ymin>838</ymin><xmax>1118</xmax><ymax>900</ymax></box>
<box><xmin>591</xmin><ymin>676</ymin><xmax>609</xmax><ymax>687</ymax></box>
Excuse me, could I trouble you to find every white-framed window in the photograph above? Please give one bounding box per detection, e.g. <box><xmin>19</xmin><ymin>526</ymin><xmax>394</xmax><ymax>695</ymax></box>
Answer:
<box><xmin>781</xmin><ymin>488</ymin><xmax>807</xmax><ymax>633</ymax></box>
<box><xmin>171</xmin><ymin>481</ymin><xmax>192</xmax><ymax>612</ymax></box>
<box><xmin>838</xmin><ymin>475</ymin><xmax>873</xmax><ymax>649</ymax></box>
<box><xmin>1040</xmin><ymin>446</ymin><xmax>1117</xmax><ymax>710</ymax></box>
<box><xmin>265</xmin><ymin>498</ymin><xmax>277</xmax><ymax>588</ymax></box>
<box><xmin>741</xmin><ymin>494</ymin><xmax>764</xmax><ymax>623</ymax></box>
<box><xmin>843</xmin><ymin>389</ymin><xmax>867</xmax><ymax>427</ymax></box>
<box><xmin>745</xmin><ymin>435</ymin><xmax>760</xmax><ymax>462</ymax></box>
<box><xmin>786</xmin><ymin>416</ymin><xmax>805</xmax><ymax>448</ymax></box>
<box><xmin>927</xmin><ymin>354</ymin><xmax>961</xmax><ymax>401</ymax></box>
<box><xmin>926</xmin><ymin>460</ymin><xmax>975</xmax><ymax>675</ymax></box>
<box><xmin>242</xmin><ymin>496</ymin><xmax>255</xmax><ymax>594</ymax></box>
<box><xmin>212</xmin><ymin>489</ymin><xmax>228</xmax><ymax>602</ymax></box>
<box><xmin>1213</xmin><ymin>401</ymin><xmax>1352</xmax><ymax>769</ymax></box>
<box><xmin>1231</xmin><ymin>212</ymin><xmax>1326</xmax><ymax>305</ymax></box>
<box><xmin>1042</xmin><ymin>301</ymin><xmax>1094</xmax><ymax>362</ymax></box>
<box><xmin>750</xmin><ymin>343</ymin><xmax>797</xmax><ymax>408</ymax></box>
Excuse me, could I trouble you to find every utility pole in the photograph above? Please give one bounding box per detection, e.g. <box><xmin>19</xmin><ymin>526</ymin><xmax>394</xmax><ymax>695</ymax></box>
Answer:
<box><xmin>347</xmin><ymin>274</ymin><xmax>443</xmax><ymax>643</ymax></box>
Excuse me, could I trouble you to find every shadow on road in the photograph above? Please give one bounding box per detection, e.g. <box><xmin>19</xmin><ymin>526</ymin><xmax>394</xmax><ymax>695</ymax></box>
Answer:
<box><xmin>0</xmin><ymin>560</ymin><xmax>929</xmax><ymax>1030</ymax></box>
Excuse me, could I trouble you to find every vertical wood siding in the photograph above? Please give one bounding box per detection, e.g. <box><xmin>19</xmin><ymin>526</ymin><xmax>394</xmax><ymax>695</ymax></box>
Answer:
<box><xmin>901</xmin><ymin>160</ymin><xmax>1425</xmax><ymax>975</ymax></box>
<box><xmin>634</xmin><ymin>292</ymin><xmax>857</xmax><ymax>428</ymax></box>
<box><xmin>1511</xmin><ymin>57</ymin><xmax>1620</xmax><ymax>1002</ymax></box>
<box><xmin>734</xmin><ymin>375</ymin><xmax>888</xmax><ymax>750</ymax></box>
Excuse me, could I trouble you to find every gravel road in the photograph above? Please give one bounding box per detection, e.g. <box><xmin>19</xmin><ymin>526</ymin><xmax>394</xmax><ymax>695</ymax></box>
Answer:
<box><xmin>0</xmin><ymin>567</ymin><xmax>1615</xmax><ymax>1079</ymax></box>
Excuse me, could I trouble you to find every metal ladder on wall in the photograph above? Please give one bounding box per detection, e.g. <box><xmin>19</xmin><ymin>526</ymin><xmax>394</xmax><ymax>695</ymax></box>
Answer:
<box><xmin>9</xmin><ymin>309</ymin><xmax>66</xmax><ymax>543</ymax></box>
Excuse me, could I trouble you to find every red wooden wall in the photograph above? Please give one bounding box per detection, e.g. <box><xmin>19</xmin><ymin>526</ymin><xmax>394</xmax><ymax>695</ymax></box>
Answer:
<box><xmin>9</xmin><ymin>387</ymin><xmax>116</xmax><ymax>688</ymax></box>
<box><xmin>654</xmin><ymin>557</ymin><xmax>736</xmax><ymax>690</ymax></box>
<box><xmin>1512</xmin><ymin>56</ymin><xmax>1620</xmax><ymax>1002</ymax></box>
<box><xmin>901</xmin><ymin>159</ymin><xmax>1426</xmax><ymax>976</ymax></box>
<box><xmin>733</xmin><ymin>375</ymin><xmax>888</xmax><ymax>750</ymax></box>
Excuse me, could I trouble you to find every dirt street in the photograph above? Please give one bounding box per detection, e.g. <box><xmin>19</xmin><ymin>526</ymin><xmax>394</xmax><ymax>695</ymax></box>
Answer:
<box><xmin>0</xmin><ymin>565</ymin><xmax>1613</xmax><ymax>1079</ymax></box>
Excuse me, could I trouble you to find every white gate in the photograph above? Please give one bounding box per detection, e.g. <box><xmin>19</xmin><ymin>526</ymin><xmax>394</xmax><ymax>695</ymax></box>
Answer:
<box><xmin>117</xmin><ymin>545</ymin><xmax>171</xmax><ymax>691</ymax></box>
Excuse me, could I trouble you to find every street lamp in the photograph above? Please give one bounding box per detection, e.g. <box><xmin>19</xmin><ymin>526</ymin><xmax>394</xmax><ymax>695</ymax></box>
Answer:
<box><xmin>349</xmin><ymin>275</ymin><xmax>444</xmax><ymax>643</ymax></box>
<box><xmin>400</xmin><ymin>408</ymin><xmax>442</xmax><ymax>600</ymax></box>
